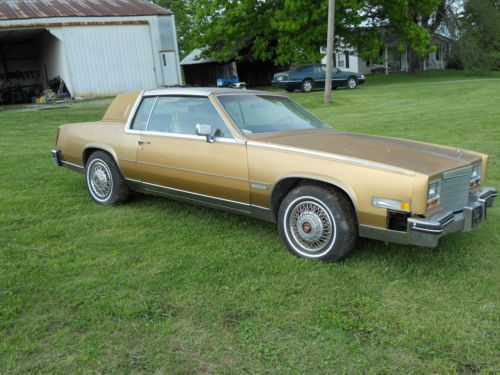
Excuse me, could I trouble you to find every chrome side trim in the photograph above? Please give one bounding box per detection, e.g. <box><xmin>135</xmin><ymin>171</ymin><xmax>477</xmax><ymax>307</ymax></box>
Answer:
<box><xmin>134</xmin><ymin>130</ymin><xmax>242</xmax><ymax>144</ymax></box>
<box><xmin>125</xmin><ymin>179</ymin><xmax>275</xmax><ymax>222</ymax></box>
<box><xmin>127</xmin><ymin>178</ymin><xmax>248</xmax><ymax>208</ymax></box>
<box><xmin>61</xmin><ymin>160</ymin><xmax>84</xmax><ymax>174</ymax></box>
<box><xmin>271</xmin><ymin>79</ymin><xmax>302</xmax><ymax>83</ymax></box>
<box><xmin>247</xmin><ymin>141</ymin><xmax>415</xmax><ymax>176</ymax></box>
<box><xmin>250</xmin><ymin>182</ymin><xmax>269</xmax><ymax>190</ymax></box>
<box><xmin>137</xmin><ymin>160</ymin><xmax>248</xmax><ymax>182</ymax></box>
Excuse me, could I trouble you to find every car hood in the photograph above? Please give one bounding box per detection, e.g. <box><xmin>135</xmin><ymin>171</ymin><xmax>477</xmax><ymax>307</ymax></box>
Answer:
<box><xmin>249</xmin><ymin>129</ymin><xmax>482</xmax><ymax>176</ymax></box>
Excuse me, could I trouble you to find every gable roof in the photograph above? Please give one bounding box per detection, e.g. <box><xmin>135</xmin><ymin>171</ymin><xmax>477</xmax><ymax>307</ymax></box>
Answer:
<box><xmin>0</xmin><ymin>0</ymin><xmax>171</xmax><ymax>21</ymax></box>
<box><xmin>180</xmin><ymin>48</ymin><xmax>217</xmax><ymax>66</ymax></box>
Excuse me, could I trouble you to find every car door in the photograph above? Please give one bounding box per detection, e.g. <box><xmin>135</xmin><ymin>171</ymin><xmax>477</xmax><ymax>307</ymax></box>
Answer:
<box><xmin>311</xmin><ymin>64</ymin><xmax>326</xmax><ymax>88</ymax></box>
<box><xmin>130</xmin><ymin>95</ymin><xmax>250</xmax><ymax>213</ymax></box>
<box><xmin>332</xmin><ymin>68</ymin><xmax>347</xmax><ymax>88</ymax></box>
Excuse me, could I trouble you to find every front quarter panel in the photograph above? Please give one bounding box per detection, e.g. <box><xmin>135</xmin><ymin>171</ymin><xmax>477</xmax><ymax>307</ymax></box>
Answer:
<box><xmin>247</xmin><ymin>144</ymin><xmax>416</xmax><ymax>228</ymax></box>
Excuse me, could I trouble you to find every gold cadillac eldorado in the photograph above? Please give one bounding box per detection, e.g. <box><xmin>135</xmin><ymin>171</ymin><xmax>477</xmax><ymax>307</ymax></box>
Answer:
<box><xmin>51</xmin><ymin>88</ymin><xmax>497</xmax><ymax>261</ymax></box>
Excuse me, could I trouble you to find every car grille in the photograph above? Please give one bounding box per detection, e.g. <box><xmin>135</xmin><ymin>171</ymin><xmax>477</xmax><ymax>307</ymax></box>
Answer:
<box><xmin>440</xmin><ymin>166</ymin><xmax>472</xmax><ymax>212</ymax></box>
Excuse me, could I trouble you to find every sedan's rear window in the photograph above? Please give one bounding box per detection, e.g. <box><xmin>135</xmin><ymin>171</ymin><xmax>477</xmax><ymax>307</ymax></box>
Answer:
<box><xmin>217</xmin><ymin>95</ymin><xmax>328</xmax><ymax>134</ymax></box>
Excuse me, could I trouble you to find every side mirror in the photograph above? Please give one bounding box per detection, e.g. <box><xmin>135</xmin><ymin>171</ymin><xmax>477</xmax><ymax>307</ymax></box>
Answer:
<box><xmin>196</xmin><ymin>123</ymin><xmax>215</xmax><ymax>143</ymax></box>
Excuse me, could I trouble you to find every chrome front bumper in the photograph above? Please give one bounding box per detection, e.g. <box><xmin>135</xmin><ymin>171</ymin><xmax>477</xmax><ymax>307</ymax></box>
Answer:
<box><xmin>359</xmin><ymin>186</ymin><xmax>497</xmax><ymax>248</ymax></box>
<box><xmin>406</xmin><ymin>186</ymin><xmax>497</xmax><ymax>247</ymax></box>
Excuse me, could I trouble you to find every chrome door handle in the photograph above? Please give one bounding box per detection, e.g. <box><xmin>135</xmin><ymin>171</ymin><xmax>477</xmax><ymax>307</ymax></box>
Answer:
<box><xmin>137</xmin><ymin>140</ymin><xmax>151</xmax><ymax>145</ymax></box>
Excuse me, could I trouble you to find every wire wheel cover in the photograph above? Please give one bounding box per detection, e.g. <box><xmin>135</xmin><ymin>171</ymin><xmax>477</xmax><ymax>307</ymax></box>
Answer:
<box><xmin>289</xmin><ymin>200</ymin><xmax>334</xmax><ymax>252</ymax></box>
<box><xmin>89</xmin><ymin>160</ymin><xmax>112</xmax><ymax>199</ymax></box>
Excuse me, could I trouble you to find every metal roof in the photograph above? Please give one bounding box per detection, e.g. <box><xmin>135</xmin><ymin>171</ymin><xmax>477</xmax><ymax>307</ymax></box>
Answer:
<box><xmin>0</xmin><ymin>0</ymin><xmax>171</xmax><ymax>21</ymax></box>
<box><xmin>180</xmin><ymin>48</ymin><xmax>216</xmax><ymax>66</ymax></box>
<box><xmin>144</xmin><ymin>87</ymin><xmax>271</xmax><ymax>97</ymax></box>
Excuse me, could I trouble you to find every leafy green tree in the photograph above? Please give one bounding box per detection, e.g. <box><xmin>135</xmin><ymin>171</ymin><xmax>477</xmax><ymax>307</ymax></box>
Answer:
<box><xmin>161</xmin><ymin>0</ymin><xmax>454</xmax><ymax>74</ymax></box>
<box><xmin>453</xmin><ymin>0</ymin><xmax>500</xmax><ymax>70</ymax></box>
<box><xmin>368</xmin><ymin>0</ymin><xmax>452</xmax><ymax>73</ymax></box>
<box><xmin>189</xmin><ymin>0</ymin><xmax>371</xmax><ymax>66</ymax></box>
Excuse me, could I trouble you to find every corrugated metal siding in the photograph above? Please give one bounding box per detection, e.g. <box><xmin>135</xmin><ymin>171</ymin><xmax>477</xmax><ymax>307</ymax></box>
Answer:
<box><xmin>157</xmin><ymin>15</ymin><xmax>176</xmax><ymax>51</ymax></box>
<box><xmin>0</xmin><ymin>0</ymin><xmax>170</xmax><ymax>21</ymax></box>
<box><xmin>62</xmin><ymin>24</ymin><xmax>158</xmax><ymax>96</ymax></box>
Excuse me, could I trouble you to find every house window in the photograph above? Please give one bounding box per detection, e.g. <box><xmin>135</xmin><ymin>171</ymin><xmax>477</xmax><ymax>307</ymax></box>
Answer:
<box><xmin>345</xmin><ymin>52</ymin><xmax>350</xmax><ymax>69</ymax></box>
<box><xmin>338</xmin><ymin>53</ymin><xmax>345</xmax><ymax>68</ymax></box>
<box><xmin>436</xmin><ymin>45</ymin><xmax>440</xmax><ymax>61</ymax></box>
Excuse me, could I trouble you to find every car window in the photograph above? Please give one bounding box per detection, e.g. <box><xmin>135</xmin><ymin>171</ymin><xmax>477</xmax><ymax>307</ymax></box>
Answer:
<box><xmin>145</xmin><ymin>96</ymin><xmax>233</xmax><ymax>138</ymax></box>
<box><xmin>131</xmin><ymin>97</ymin><xmax>156</xmax><ymax>131</ymax></box>
<box><xmin>218</xmin><ymin>95</ymin><xmax>328</xmax><ymax>134</ymax></box>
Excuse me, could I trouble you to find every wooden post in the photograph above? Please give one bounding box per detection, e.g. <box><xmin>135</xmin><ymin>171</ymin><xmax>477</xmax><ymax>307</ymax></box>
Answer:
<box><xmin>324</xmin><ymin>0</ymin><xmax>335</xmax><ymax>104</ymax></box>
<box><xmin>384</xmin><ymin>46</ymin><xmax>388</xmax><ymax>76</ymax></box>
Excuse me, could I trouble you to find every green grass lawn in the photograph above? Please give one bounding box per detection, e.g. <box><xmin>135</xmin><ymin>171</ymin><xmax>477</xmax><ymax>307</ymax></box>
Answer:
<box><xmin>1</xmin><ymin>71</ymin><xmax>499</xmax><ymax>374</ymax></box>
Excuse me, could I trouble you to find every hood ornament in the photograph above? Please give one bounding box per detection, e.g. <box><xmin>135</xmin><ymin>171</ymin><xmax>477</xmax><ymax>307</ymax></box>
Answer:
<box><xmin>456</xmin><ymin>148</ymin><xmax>462</xmax><ymax>159</ymax></box>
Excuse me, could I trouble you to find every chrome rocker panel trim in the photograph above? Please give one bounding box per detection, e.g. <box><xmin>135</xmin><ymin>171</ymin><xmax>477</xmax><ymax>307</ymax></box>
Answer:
<box><xmin>126</xmin><ymin>178</ymin><xmax>274</xmax><ymax>223</ymax></box>
<box><xmin>359</xmin><ymin>186</ymin><xmax>496</xmax><ymax>248</ymax></box>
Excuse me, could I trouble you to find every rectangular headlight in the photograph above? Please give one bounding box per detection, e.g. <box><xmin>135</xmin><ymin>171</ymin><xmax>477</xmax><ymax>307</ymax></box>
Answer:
<box><xmin>427</xmin><ymin>180</ymin><xmax>441</xmax><ymax>208</ymax></box>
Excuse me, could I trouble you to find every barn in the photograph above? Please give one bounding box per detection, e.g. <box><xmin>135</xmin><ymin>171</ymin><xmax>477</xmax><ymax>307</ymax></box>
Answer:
<box><xmin>0</xmin><ymin>0</ymin><xmax>182</xmax><ymax>104</ymax></box>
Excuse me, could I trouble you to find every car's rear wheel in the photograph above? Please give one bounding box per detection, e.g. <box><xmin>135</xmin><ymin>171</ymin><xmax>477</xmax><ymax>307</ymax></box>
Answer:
<box><xmin>85</xmin><ymin>151</ymin><xmax>129</xmax><ymax>205</ymax></box>
<box><xmin>278</xmin><ymin>183</ymin><xmax>357</xmax><ymax>261</ymax></box>
<box><xmin>301</xmin><ymin>79</ymin><xmax>314</xmax><ymax>93</ymax></box>
<box><xmin>346</xmin><ymin>77</ymin><xmax>358</xmax><ymax>89</ymax></box>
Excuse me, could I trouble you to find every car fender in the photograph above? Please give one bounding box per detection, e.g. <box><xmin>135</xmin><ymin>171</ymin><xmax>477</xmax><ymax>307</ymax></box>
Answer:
<box><xmin>270</xmin><ymin>172</ymin><xmax>360</xmax><ymax>223</ymax></box>
<box><xmin>83</xmin><ymin>143</ymin><xmax>120</xmax><ymax>168</ymax></box>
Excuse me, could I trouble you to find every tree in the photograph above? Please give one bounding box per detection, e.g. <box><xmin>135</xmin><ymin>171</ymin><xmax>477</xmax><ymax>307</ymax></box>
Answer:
<box><xmin>454</xmin><ymin>0</ymin><xmax>500</xmax><ymax>70</ymax></box>
<box><xmin>165</xmin><ymin>0</ymin><xmax>454</xmax><ymax>74</ymax></box>
<box><xmin>188</xmin><ymin>0</ymin><xmax>370</xmax><ymax>66</ymax></box>
<box><xmin>368</xmin><ymin>0</ymin><xmax>454</xmax><ymax>73</ymax></box>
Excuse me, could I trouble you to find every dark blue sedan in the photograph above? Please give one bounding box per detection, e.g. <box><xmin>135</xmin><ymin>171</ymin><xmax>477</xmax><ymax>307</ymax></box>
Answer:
<box><xmin>272</xmin><ymin>64</ymin><xmax>365</xmax><ymax>92</ymax></box>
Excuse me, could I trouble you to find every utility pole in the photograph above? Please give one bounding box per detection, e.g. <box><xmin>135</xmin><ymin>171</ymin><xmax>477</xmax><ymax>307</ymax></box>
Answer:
<box><xmin>324</xmin><ymin>0</ymin><xmax>335</xmax><ymax>104</ymax></box>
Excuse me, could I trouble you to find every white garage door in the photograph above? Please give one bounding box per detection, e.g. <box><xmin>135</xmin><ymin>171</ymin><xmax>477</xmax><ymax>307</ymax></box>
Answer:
<box><xmin>62</xmin><ymin>25</ymin><xmax>158</xmax><ymax>96</ymax></box>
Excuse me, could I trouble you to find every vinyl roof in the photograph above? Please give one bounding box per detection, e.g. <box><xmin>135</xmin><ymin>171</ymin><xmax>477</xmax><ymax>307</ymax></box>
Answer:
<box><xmin>0</xmin><ymin>0</ymin><xmax>171</xmax><ymax>21</ymax></box>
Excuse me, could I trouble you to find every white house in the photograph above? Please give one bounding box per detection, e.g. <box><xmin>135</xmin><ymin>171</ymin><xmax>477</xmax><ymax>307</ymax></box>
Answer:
<box><xmin>321</xmin><ymin>34</ymin><xmax>452</xmax><ymax>74</ymax></box>
<box><xmin>0</xmin><ymin>0</ymin><xmax>182</xmax><ymax>103</ymax></box>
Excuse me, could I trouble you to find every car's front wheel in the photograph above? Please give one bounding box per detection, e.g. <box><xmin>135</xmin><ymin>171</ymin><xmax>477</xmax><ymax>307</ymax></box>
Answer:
<box><xmin>346</xmin><ymin>77</ymin><xmax>358</xmax><ymax>89</ymax></box>
<box><xmin>85</xmin><ymin>151</ymin><xmax>129</xmax><ymax>205</ymax></box>
<box><xmin>301</xmin><ymin>79</ymin><xmax>314</xmax><ymax>93</ymax></box>
<box><xmin>278</xmin><ymin>183</ymin><xmax>357</xmax><ymax>261</ymax></box>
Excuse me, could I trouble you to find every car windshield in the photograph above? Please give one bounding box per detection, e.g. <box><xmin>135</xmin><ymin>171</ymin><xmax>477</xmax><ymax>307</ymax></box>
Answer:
<box><xmin>217</xmin><ymin>94</ymin><xmax>329</xmax><ymax>134</ymax></box>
